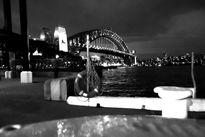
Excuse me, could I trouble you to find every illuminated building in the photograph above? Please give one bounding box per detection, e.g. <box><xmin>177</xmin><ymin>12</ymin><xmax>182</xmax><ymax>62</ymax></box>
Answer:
<box><xmin>54</xmin><ymin>26</ymin><xmax>68</xmax><ymax>52</ymax></box>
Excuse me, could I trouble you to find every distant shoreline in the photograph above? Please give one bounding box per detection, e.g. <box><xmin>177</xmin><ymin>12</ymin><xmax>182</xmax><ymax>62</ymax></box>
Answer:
<box><xmin>136</xmin><ymin>53</ymin><xmax>162</xmax><ymax>59</ymax></box>
<box><xmin>136</xmin><ymin>52</ymin><xmax>205</xmax><ymax>59</ymax></box>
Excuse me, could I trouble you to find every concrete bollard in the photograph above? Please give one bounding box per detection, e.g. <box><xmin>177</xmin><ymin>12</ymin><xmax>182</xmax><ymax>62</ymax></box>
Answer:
<box><xmin>5</xmin><ymin>71</ymin><xmax>8</xmax><ymax>79</ymax></box>
<box><xmin>44</xmin><ymin>76</ymin><xmax>76</xmax><ymax>101</ymax></box>
<box><xmin>5</xmin><ymin>71</ymin><xmax>13</xmax><ymax>79</ymax></box>
<box><xmin>20</xmin><ymin>71</ymin><xmax>32</xmax><ymax>83</ymax></box>
<box><xmin>44</xmin><ymin>79</ymin><xmax>52</xmax><ymax>100</ymax></box>
<box><xmin>154</xmin><ymin>86</ymin><xmax>192</xmax><ymax>119</ymax></box>
<box><xmin>44</xmin><ymin>78</ymin><xmax>68</xmax><ymax>101</ymax></box>
<box><xmin>50</xmin><ymin>78</ymin><xmax>67</xmax><ymax>101</ymax></box>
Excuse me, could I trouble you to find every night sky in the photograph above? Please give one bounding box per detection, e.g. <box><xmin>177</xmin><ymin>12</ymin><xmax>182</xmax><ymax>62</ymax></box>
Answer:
<box><xmin>1</xmin><ymin>0</ymin><xmax>205</xmax><ymax>57</ymax></box>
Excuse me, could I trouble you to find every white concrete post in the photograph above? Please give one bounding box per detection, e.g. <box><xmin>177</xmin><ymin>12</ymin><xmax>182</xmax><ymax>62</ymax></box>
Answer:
<box><xmin>20</xmin><ymin>71</ymin><xmax>32</xmax><ymax>83</ymax></box>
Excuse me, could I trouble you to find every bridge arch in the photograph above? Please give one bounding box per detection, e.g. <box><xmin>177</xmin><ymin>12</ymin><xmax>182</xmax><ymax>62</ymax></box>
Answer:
<box><xmin>67</xmin><ymin>29</ymin><xmax>130</xmax><ymax>54</ymax></box>
<box><xmin>67</xmin><ymin>29</ymin><xmax>135</xmax><ymax>65</ymax></box>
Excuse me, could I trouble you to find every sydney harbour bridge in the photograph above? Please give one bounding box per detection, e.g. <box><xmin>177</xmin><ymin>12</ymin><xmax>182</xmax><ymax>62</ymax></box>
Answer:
<box><xmin>67</xmin><ymin>28</ymin><xmax>135</xmax><ymax>65</ymax></box>
<box><xmin>0</xmin><ymin>0</ymin><xmax>136</xmax><ymax>71</ymax></box>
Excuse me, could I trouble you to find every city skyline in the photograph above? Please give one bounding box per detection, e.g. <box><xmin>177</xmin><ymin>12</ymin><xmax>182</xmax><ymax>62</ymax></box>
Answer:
<box><xmin>0</xmin><ymin>0</ymin><xmax>205</xmax><ymax>56</ymax></box>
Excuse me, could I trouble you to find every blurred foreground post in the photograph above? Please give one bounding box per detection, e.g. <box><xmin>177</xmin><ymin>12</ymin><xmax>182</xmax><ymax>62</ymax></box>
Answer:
<box><xmin>86</xmin><ymin>35</ymin><xmax>90</xmax><ymax>94</ymax></box>
<box><xmin>19</xmin><ymin>0</ymin><xmax>32</xmax><ymax>83</ymax></box>
<box><xmin>191</xmin><ymin>52</ymin><xmax>196</xmax><ymax>98</ymax></box>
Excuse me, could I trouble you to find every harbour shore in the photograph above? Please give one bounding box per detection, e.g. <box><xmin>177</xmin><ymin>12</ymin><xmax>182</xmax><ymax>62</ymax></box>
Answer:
<box><xmin>0</xmin><ymin>75</ymin><xmax>205</xmax><ymax>128</ymax></box>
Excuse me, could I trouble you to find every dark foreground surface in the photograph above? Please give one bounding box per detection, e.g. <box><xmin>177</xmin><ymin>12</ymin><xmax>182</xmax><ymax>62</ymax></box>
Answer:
<box><xmin>1</xmin><ymin>115</ymin><xmax>205</xmax><ymax>137</ymax></box>
<box><xmin>0</xmin><ymin>76</ymin><xmax>205</xmax><ymax>128</ymax></box>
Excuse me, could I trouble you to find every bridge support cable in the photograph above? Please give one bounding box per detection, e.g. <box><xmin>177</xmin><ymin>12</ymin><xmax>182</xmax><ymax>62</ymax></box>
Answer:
<box><xmin>99</xmin><ymin>38</ymin><xmax>101</xmax><ymax>48</ymax></box>
<box><xmin>94</xmin><ymin>39</ymin><xmax>96</xmax><ymax>48</ymax></box>
<box><xmin>97</xmin><ymin>38</ymin><xmax>100</xmax><ymax>49</ymax></box>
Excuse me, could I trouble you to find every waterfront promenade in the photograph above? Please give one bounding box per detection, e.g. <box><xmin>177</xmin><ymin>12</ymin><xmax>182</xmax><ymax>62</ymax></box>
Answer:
<box><xmin>0</xmin><ymin>74</ymin><xmax>205</xmax><ymax>128</ymax></box>
<box><xmin>0</xmin><ymin>74</ymin><xmax>160</xmax><ymax>128</ymax></box>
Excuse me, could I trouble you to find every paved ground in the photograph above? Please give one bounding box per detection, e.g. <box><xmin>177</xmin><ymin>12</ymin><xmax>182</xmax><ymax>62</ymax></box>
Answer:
<box><xmin>0</xmin><ymin>75</ymin><xmax>205</xmax><ymax>128</ymax></box>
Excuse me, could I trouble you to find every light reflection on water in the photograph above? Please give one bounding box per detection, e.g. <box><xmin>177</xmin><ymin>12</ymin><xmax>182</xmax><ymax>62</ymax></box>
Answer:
<box><xmin>101</xmin><ymin>67</ymin><xmax>156</xmax><ymax>97</ymax></box>
<box><xmin>101</xmin><ymin>66</ymin><xmax>205</xmax><ymax>98</ymax></box>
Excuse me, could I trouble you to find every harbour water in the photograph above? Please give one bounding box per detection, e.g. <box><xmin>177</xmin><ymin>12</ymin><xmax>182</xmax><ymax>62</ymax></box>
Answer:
<box><xmin>101</xmin><ymin>66</ymin><xmax>205</xmax><ymax>98</ymax></box>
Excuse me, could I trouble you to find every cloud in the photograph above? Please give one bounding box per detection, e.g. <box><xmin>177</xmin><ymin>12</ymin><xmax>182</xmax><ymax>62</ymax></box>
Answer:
<box><xmin>24</xmin><ymin>0</ymin><xmax>205</xmax><ymax>38</ymax></box>
<box><xmin>162</xmin><ymin>10</ymin><xmax>205</xmax><ymax>38</ymax></box>
<box><xmin>2</xmin><ymin>0</ymin><xmax>205</xmax><ymax>55</ymax></box>
<box><xmin>125</xmin><ymin>9</ymin><xmax>205</xmax><ymax>55</ymax></box>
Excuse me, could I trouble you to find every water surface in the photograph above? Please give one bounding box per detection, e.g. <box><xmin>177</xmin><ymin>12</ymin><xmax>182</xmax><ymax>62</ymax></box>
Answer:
<box><xmin>101</xmin><ymin>66</ymin><xmax>205</xmax><ymax>98</ymax></box>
